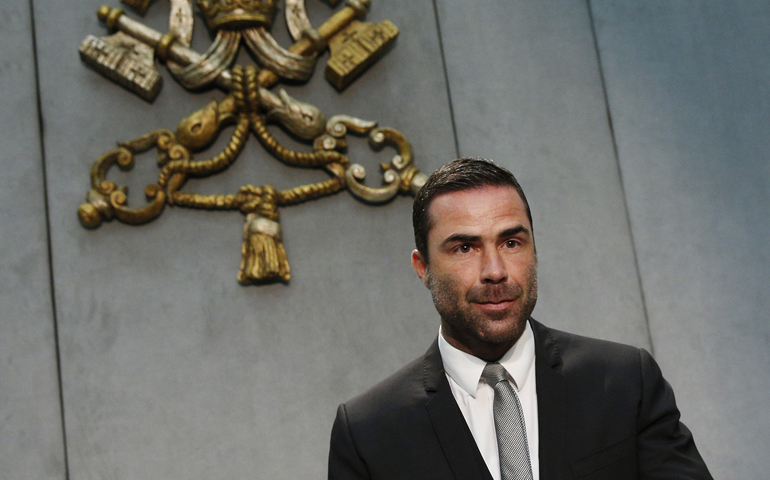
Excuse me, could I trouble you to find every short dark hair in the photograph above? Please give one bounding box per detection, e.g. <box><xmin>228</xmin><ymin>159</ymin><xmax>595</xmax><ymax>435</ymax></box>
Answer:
<box><xmin>412</xmin><ymin>158</ymin><xmax>533</xmax><ymax>262</ymax></box>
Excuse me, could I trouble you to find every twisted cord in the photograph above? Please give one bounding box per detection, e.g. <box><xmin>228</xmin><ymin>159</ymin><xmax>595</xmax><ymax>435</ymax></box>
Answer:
<box><xmin>232</xmin><ymin>65</ymin><xmax>260</xmax><ymax>113</ymax></box>
<box><xmin>258</xmin><ymin>185</ymin><xmax>279</xmax><ymax>220</ymax></box>
<box><xmin>159</xmin><ymin>64</ymin><xmax>348</xmax><ymax>212</ymax></box>
<box><xmin>158</xmin><ymin>116</ymin><xmax>250</xmax><ymax>187</ymax></box>
<box><xmin>170</xmin><ymin>192</ymin><xmax>248</xmax><ymax>210</ymax></box>
<box><xmin>251</xmin><ymin>114</ymin><xmax>346</xmax><ymax>168</ymax></box>
<box><xmin>277</xmin><ymin>177</ymin><xmax>345</xmax><ymax>206</ymax></box>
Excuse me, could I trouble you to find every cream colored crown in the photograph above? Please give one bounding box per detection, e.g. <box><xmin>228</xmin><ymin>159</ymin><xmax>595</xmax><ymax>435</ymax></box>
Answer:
<box><xmin>196</xmin><ymin>0</ymin><xmax>277</xmax><ymax>30</ymax></box>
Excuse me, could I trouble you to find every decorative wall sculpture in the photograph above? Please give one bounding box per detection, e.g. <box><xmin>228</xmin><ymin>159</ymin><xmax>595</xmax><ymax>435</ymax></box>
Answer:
<box><xmin>77</xmin><ymin>0</ymin><xmax>425</xmax><ymax>284</ymax></box>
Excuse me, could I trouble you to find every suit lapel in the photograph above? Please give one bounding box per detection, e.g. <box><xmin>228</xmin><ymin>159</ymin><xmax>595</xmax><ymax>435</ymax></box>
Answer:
<box><xmin>531</xmin><ymin>319</ymin><xmax>566</xmax><ymax>480</ymax></box>
<box><xmin>423</xmin><ymin>340</ymin><xmax>493</xmax><ymax>480</ymax></box>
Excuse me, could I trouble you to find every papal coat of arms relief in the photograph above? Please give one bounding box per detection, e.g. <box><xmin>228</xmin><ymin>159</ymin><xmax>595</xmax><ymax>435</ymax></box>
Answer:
<box><xmin>77</xmin><ymin>0</ymin><xmax>426</xmax><ymax>284</ymax></box>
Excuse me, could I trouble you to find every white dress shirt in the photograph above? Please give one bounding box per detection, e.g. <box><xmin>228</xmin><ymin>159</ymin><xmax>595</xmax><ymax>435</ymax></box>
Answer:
<box><xmin>438</xmin><ymin>321</ymin><xmax>539</xmax><ymax>480</ymax></box>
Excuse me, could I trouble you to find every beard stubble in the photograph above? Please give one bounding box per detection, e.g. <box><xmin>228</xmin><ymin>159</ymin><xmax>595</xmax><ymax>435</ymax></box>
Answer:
<box><xmin>428</xmin><ymin>262</ymin><xmax>538</xmax><ymax>349</ymax></box>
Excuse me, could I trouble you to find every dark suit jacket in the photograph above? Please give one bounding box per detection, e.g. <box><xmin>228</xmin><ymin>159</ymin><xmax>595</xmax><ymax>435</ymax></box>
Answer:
<box><xmin>328</xmin><ymin>319</ymin><xmax>712</xmax><ymax>480</ymax></box>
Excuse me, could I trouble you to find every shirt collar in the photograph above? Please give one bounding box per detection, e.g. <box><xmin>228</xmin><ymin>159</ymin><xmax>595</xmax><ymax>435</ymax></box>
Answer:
<box><xmin>438</xmin><ymin>320</ymin><xmax>535</xmax><ymax>397</ymax></box>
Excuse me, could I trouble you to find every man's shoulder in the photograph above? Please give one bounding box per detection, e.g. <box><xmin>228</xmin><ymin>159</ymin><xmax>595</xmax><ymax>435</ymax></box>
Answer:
<box><xmin>350</xmin><ymin>354</ymin><xmax>423</xmax><ymax>400</ymax></box>
<box><xmin>341</xmin><ymin>343</ymin><xmax>436</xmax><ymax>425</ymax></box>
<box><xmin>532</xmin><ymin>319</ymin><xmax>650</xmax><ymax>377</ymax></box>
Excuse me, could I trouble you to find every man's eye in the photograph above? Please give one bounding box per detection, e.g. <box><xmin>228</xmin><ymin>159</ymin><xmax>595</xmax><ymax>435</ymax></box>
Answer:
<box><xmin>458</xmin><ymin>244</ymin><xmax>471</xmax><ymax>253</ymax></box>
<box><xmin>505</xmin><ymin>239</ymin><xmax>519</xmax><ymax>248</ymax></box>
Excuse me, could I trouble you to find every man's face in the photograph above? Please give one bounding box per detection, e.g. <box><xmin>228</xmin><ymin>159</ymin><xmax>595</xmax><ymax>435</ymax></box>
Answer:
<box><xmin>411</xmin><ymin>185</ymin><xmax>538</xmax><ymax>361</ymax></box>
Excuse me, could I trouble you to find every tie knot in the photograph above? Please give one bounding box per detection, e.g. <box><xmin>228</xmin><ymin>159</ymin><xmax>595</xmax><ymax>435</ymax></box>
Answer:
<box><xmin>482</xmin><ymin>362</ymin><xmax>509</xmax><ymax>385</ymax></box>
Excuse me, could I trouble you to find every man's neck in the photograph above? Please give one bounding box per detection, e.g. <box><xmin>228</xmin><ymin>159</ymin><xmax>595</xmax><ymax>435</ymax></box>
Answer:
<box><xmin>440</xmin><ymin>323</ymin><xmax>522</xmax><ymax>362</ymax></box>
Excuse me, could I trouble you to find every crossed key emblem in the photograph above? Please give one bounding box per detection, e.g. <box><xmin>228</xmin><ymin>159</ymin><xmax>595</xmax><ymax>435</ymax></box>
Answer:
<box><xmin>80</xmin><ymin>0</ymin><xmax>399</xmax><ymax>98</ymax></box>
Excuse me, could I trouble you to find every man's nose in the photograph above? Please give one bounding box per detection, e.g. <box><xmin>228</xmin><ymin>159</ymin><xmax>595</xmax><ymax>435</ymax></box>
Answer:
<box><xmin>480</xmin><ymin>248</ymin><xmax>507</xmax><ymax>284</ymax></box>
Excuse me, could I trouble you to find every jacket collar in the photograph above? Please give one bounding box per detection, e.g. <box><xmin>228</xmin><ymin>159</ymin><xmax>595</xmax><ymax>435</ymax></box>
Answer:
<box><xmin>422</xmin><ymin>339</ymin><xmax>494</xmax><ymax>480</ymax></box>
<box><xmin>530</xmin><ymin>318</ymin><xmax>566</xmax><ymax>480</ymax></box>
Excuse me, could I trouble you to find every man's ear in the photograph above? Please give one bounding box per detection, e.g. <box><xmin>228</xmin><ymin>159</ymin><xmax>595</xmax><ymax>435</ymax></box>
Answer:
<box><xmin>411</xmin><ymin>249</ymin><xmax>430</xmax><ymax>288</ymax></box>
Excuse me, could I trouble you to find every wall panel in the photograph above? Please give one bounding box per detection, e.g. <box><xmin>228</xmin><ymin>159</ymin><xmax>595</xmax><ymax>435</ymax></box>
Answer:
<box><xmin>0</xmin><ymin>1</ymin><xmax>66</xmax><ymax>478</ymax></box>
<box><xmin>591</xmin><ymin>2</ymin><xmax>770</xmax><ymax>477</ymax></box>
<box><xmin>34</xmin><ymin>0</ymin><xmax>454</xmax><ymax>478</ymax></box>
<box><xmin>437</xmin><ymin>0</ymin><xmax>650</xmax><ymax>346</ymax></box>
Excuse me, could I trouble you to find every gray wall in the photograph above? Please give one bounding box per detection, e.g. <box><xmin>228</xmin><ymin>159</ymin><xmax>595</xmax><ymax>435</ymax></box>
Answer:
<box><xmin>0</xmin><ymin>1</ymin><xmax>66</xmax><ymax>479</ymax></box>
<box><xmin>1</xmin><ymin>0</ymin><xmax>767</xmax><ymax>478</ymax></box>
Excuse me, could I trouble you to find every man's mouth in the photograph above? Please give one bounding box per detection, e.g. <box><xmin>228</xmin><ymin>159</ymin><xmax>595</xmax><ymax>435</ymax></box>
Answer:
<box><xmin>467</xmin><ymin>284</ymin><xmax>523</xmax><ymax>311</ymax></box>
<box><xmin>473</xmin><ymin>298</ymin><xmax>516</xmax><ymax>311</ymax></box>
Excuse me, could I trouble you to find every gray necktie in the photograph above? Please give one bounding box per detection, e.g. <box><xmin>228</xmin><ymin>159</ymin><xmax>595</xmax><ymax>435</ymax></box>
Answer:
<box><xmin>482</xmin><ymin>362</ymin><xmax>534</xmax><ymax>480</ymax></box>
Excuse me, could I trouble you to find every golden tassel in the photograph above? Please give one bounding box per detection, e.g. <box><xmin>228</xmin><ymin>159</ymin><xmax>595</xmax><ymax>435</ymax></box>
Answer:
<box><xmin>237</xmin><ymin>186</ymin><xmax>291</xmax><ymax>284</ymax></box>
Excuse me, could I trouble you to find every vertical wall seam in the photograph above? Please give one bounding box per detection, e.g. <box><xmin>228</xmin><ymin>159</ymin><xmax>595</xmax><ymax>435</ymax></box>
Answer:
<box><xmin>432</xmin><ymin>0</ymin><xmax>461</xmax><ymax>159</ymax></box>
<box><xmin>28</xmin><ymin>0</ymin><xmax>70</xmax><ymax>478</ymax></box>
<box><xmin>586</xmin><ymin>0</ymin><xmax>655</xmax><ymax>356</ymax></box>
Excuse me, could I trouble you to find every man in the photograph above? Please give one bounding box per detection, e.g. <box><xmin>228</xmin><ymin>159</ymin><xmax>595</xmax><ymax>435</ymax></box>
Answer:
<box><xmin>328</xmin><ymin>158</ymin><xmax>712</xmax><ymax>480</ymax></box>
